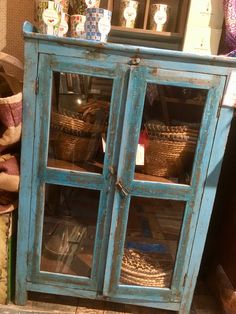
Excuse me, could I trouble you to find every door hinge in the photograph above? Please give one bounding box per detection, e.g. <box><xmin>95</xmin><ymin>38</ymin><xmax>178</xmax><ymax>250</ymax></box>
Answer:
<box><xmin>183</xmin><ymin>273</ymin><xmax>187</xmax><ymax>287</ymax></box>
<box><xmin>116</xmin><ymin>180</ymin><xmax>129</xmax><ymax>197</ymax></box>
<box><xmin>35</xmin><ymin>77</ymin><xmax>39</xmax><ymax>95</ymax></box>
<box><xmin>217</xmin><ymin>98</ymin><xmax>222</xmax><ymax>118</ymax></box>
<box><xmin>26</xmin><ymin>251</ymin><xmax>30</xmax><ymax>267</ymax></box>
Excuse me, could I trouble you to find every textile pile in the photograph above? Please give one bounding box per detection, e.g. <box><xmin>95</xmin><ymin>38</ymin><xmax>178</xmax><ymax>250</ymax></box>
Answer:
<box><xmin>0</xmin><ymin>53</ymin><xmax>23</xmax><ymax>214</ymax></box>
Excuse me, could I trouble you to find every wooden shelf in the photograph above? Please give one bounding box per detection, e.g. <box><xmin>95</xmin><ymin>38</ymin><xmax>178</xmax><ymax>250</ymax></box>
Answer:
<box><xmin>48</xmin><ymin>158</ymin><xmax>103</xmax><ymax>173</ymax></box>
<box><xmin>109</xmin><ymin>26</ymin><xmax>181</xmax><ymax>43</ymax></box>
<box><xmin>134</xmin><ymin>172</ymin><xmax>175</xmax><ymax>183</ymax></box>
<box><xmin>101</xmin><ymin>0</ymin><xmax>190</xmax><ymax>50</ymax></box>
<box><xmin>163</xmin><ymin>96</ymin><xmax>205</xmax><ymax>106</ymax></box>
<box><xmin>48</xmin><ymin>158</ymin><xmax>176</xmax><ymax>183</ymax></box>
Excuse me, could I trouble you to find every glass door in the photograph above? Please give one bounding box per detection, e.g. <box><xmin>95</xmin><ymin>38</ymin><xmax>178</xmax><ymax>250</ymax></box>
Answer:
<box><xmin>28</xmin><ymin>53</ymin><xmax>129</xmax><ymax>292</ymax></box>
<box><xmin>103</xmin><ymin>65</ymin><xmax>225</xmax><ymax>303</ymax></box>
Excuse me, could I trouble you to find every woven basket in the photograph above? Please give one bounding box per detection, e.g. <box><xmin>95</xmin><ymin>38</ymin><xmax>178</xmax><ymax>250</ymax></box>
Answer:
<box><xmin>120</xmin><ymin>249</ymin><xmax>172</xmax><ymax>287</ymax></box>
<box><xmin>144</xmin><ymin>121</ymin><xmax>199</xmax><ymax>177</ymax></box>
<box><xmin>51</xmin><ymin>101</ymin><xmax>109</xmax><ymax>163</ymax></box>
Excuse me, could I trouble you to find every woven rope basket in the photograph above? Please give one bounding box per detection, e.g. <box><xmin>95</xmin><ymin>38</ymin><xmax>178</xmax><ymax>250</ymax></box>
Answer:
<box><xmin>120</xmin><ymin>249</ymin><xmax>172</xmax><ymax>287</ymax></box>
<box><xmin>51</xmin><ymin>101</ymin><xmax>109</xmax><ymax>163</ymax></box>
<box><xmin>144</xmin><ymin>121</ymin><xmax>200</xmax><ymax>177</ymax></box>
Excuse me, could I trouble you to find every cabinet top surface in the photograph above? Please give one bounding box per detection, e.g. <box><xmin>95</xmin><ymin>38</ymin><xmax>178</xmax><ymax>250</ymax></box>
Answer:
<box><xmin>23</xmin><ymin>22</ymin><xmax>236</xmax><ymax>68</ymax></box>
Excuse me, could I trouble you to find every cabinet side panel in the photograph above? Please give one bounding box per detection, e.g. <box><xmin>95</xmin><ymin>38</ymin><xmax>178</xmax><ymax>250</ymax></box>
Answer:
<box><xmin>179</xmin><ymin>105</ymin><xmax>234</xmax><ymax>313</ymax></box>
<box><xmin>15</xmin><ymin>39</ymin><xmax>39</xmax><ymax>305</ymax></box>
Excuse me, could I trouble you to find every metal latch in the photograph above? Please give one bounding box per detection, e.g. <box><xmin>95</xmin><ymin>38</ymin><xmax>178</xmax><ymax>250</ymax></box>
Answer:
<box><xmin>116</xmin><ymin>180</ymin><xmax>129</xmax><ymax>197</ymax></box>
<box><xmin>108</xmin><ymin>166</ymin><xmax>116</xmax><ymax>176</ymax></box>
<box><xmin>129</xmin><ymin>57</ymin><xmax>141</xmax><ymax>66</ymax></box>
<box><xmin>35</xmin><ymin>76</ymin><xmax>39</xmax><ymax>95</ymax></box>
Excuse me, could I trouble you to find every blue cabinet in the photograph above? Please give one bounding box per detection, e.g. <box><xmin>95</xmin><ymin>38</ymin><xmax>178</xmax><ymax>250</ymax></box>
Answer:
<box><xmin>16</xmin><ymin>22</ymin><xmax>236</xmax><ymax>313</ymax></box>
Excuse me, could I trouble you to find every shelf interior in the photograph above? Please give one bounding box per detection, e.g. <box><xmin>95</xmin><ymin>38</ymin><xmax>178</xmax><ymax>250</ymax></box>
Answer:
<box><xmin>48</xmin><ymin>158</ymin><xmax>177</xmax><ymax>184</ymax></box>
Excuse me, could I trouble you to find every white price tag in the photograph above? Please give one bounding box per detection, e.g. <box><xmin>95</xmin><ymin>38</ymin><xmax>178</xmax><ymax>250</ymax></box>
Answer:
<box><xmin>136</xmin><ymin>144</ymin><xmax>145</xmax><ymax>165</ymax></box>
<box><xmin>102</xmin><ymin>136</ymin><xmax>106</xmax><ymax>153</ymax></box>
<box><xmin>222</xmin><ymin>71</ymin><xmax>236</xmax><ymax>108</ymax></box>
<box><xmin>102</xmin><ymin>137</ymin><xmax>145</xmax><ymax>165</ymax></box>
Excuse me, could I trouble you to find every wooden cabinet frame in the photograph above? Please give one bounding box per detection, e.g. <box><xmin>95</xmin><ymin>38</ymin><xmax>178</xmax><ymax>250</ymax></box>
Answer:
<box><xmin>15</xmin><ymin>22</ymin><xmax>236</xmax><ymax>314</ymax></box>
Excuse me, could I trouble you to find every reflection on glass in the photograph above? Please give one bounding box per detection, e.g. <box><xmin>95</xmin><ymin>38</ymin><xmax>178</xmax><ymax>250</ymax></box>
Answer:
<box><xmin>40</xmin><ymin>185</ymin><xmax>100</xmax><ymax>277</ymax></box>
<box><xmin>135</xmin><ymin>84</ymin><xmax>207</xmax><ymax>184</ymax></box>
<box><xmin>120</xmin><ymin>197</ymin><xmax>185</xmax><ymax>288</ymax></box>
<box><xmin>48</xmin><ymin>72</ymin><xmax>113</xmax><ymax>174</ymax></box>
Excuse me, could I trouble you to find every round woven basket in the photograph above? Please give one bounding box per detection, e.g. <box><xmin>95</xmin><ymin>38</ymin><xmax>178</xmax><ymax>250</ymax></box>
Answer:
<box><xmin>120</xmin><ymin>249</ymin><xmax>172</xmax><ymax>287</ymax></box>
<box><xmin>52</xmin><ymin>111</ymin><xmax>105</xmax><ymax>135</ymax></box>
<box><xmin>144</xmin><ymin>121</ymin><xmax>199</xmax><ymax>177</ymax></box>
<box><xmin>145</xmin><ymin>120</ymin><xmax>200</xmax><ymax>133</ymax></box>
<box><xmin>53</xmin><ymin>131</ymin><xmax>100</xmax><ymax>163</ymax></box>
<box><xmin>50</xmin><ymin>102</ymin><xmax>109</xmax><ymax>163</ymax></box>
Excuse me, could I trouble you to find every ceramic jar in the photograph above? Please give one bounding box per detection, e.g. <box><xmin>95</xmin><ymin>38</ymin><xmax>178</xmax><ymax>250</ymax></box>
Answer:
<box><xmin>85</xmin><ymin>8</ymin><xmax>112</xmax><ymax>42</ymax></box>
<box><xmin>37</xmin><ymin>0</ymin><xmax>69</xmax><ymax>35</ymax></box>
<box><xmin>119</xmin><ymin>0</ymin><xmax>139</xmax><ymax>28</ymax></box>
<box><xmin>70</xmin><ymin>14</ymin><xmax>86</xmax><ymax>38</ymax></box>
<box><xmin>150</xmin><ymin>3</ymin><xmax>170</xmax><ymax>32</ymax></box>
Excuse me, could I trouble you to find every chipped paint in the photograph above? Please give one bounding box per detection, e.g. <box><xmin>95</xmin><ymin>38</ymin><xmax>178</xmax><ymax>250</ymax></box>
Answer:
<box><xmin>15</xmin><ymin>21</ymin><xmax>236</xmax><ymax>313</ymax></box>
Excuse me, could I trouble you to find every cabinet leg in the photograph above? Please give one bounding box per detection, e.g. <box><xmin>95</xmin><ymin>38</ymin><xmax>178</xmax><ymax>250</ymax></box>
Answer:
<box><xmin>15</xmin><ymin>271</ymin><xmax>28</xmax><ymax>305</ymax></box>
<box><xmin>15</xmin><ymin>286</ymin><xmax>28</xmax><ymax>306</ymax></box>
<box><xmin>178</xmin><ymin>302</ymin><xmax>192</xmax><ymax>314</ymax></box>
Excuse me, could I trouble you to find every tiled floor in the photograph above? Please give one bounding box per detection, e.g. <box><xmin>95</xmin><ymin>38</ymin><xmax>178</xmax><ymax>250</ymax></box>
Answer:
<box><xmin>0</xmin><ymin>279</ymin><xmax>223</xmax><ymax>314</ymax></box>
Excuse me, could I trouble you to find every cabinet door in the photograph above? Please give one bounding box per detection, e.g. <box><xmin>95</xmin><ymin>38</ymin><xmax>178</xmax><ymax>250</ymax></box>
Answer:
<box><xmin>103</xmin><ymin>65</ymin><xmax>226</xmax><ymax>304</ymax></box>
<box><xmin>27</xmin><ymin>53</ymin><xmax>129</xmax><ymax>294</ymax></box>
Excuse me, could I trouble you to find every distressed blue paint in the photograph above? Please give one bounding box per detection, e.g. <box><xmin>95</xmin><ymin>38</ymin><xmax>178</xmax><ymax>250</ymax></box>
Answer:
<box><xmin>37</xmin><ymin>39</ymin><xmax>234</xmax><ymax>77</ymax></box>
<box><xmin>131</xmin><ymin>180</ymin><xmax>191</xmax><ymax>200</ymax></box>
<box><xmin>33</xmin><ymin>271</ymin><xmax>93</xmax><ymax>289</ymax></box>
<box><xmin>171</xmin><ymin>77</ymin><xmax>227</xmax><ymax>297</ymax></box>
<box><xmin>50</xmin><ymin>56</ymin><xmax>118</xmax><ymax>77</ymax></box>
<box><xmin>19</xmin><ymin>38</ymin><xmax>132</xmax><ymax>295</ymax></box>
<box><xmin>23</xmin><ymin>22</ymin><xmax>236</xmax><ymax>68</ymax></box>
<box><xmin>15</xmin><ymin>39</ymin><xmax>39</xmax><ymax>306</ymax></box>
<box><xmin>91</xmin><ymin>65</ymin><xmax>130</xmax><ymax>292</ymax></box>
<box><xmin>106</xmin><ymin>284</ymin><xmax>174</xmax><ymax>302</ymax></box>
<box><xmin>103</xmin><ymin>66</ymin><xmax>226</xmax><ymax>306</ymax></box>
<box><xmin>37</xmin><ymin>39</ymin><xmax>232</xmax><ymax>77</ymax></box>
<box><xmin>27</xmin><ymin>54</ymin><xmax>52</xmax><ymax>281</ymax></box>
<box><xmin>103</xmin><ymin>193</ymin><xmax>131</xmax><ymax>295</ymax></box>
<box><xmin>27</xmin><ymin>282</ymin><xmax>98</xmax><ymax>299</ymax></box>
<box><xmin>145</xmin><ymin>69</ymin><xmax>219</xmax><ymax>89</ymax></box>
<box><xmin>179</xmin><ymin>106</ymin><xmax>234</xmax><ymax>313</ymax></box>
<box><xmin>45</xmin><ymin>168</ymin><xmax>104</xmax><ymax>190</ymax></box>
<box><xmin>27</xmin><ymin>282</ymin><xmax>180</xmax><ymax>310</ymax></box>
<box><xmin>103</xmin><ymin>67</ymin><xmax>147</xmax><ymax>296</ymax></box>
<box><xmin>16</xmin><ymin>21</ymin><xmax>236</xmax><ymax>313</ymax></box>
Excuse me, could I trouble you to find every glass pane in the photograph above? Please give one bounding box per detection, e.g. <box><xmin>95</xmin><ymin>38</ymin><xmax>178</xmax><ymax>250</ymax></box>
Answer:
<box><xmin>40</xmin><ymin>184</ymin><xmax>100</xmax><ymax>277</ymax></box>
<box><xmin>48</xmin><ymin>72</ymin><xmax>113</xmax><ymax>174</ymax></box>
<box><xmin>135</xmin><ymin>84</ymin><xmax>207</xmax><ymax>184</ymax></box>
<box><xmin>120</xmin><ymin>197</ymin><xmax>185</xmax><ymax>288</ymax></box>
